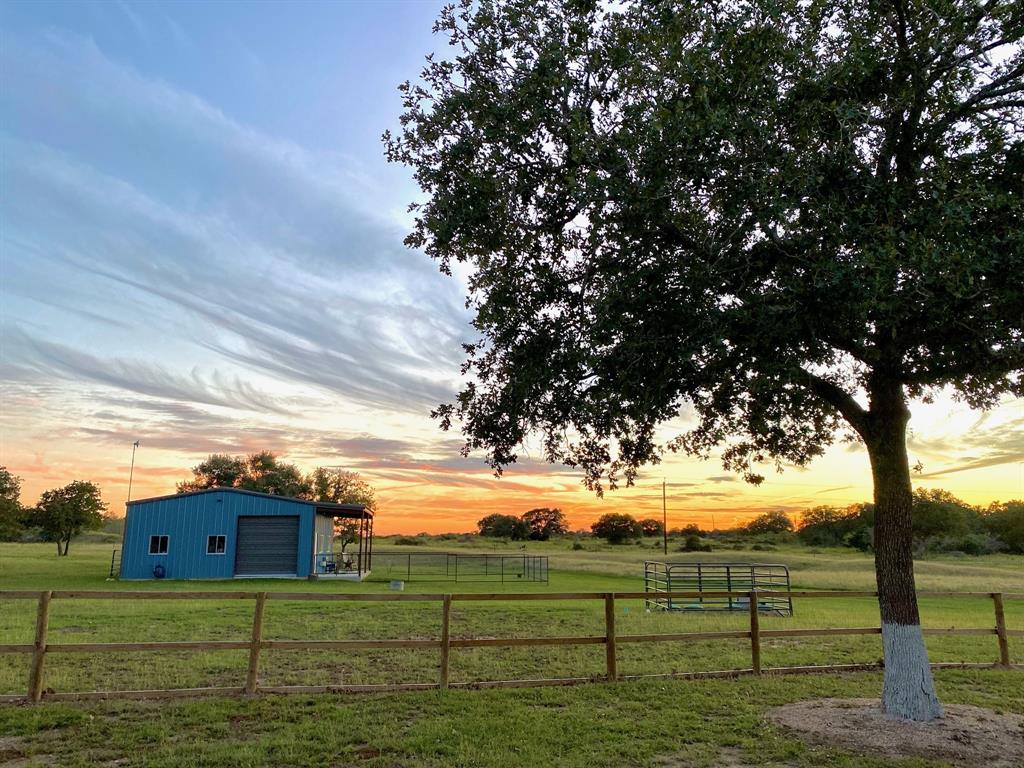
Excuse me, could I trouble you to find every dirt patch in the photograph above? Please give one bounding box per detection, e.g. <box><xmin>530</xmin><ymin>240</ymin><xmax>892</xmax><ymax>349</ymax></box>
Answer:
<box><xmin>654</xmin><ymin>747</ymin><xmax>797</xmax><ymax>767</ymax></box>
<box><xmin>769</xmin><ymin>698</ymin><xmax>1024</xmax><ymax>767</ymax></box>
<box><xmin>0</xmin><ymin>736</ymin><xmax>57</xmax><ymax>768</ymax></box>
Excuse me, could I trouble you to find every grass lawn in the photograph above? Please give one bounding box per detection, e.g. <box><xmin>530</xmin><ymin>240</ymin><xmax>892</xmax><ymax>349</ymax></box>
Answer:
<box><xmin>1</xmin><ymin>540</ymin><xmax>1022</xmax><ymax>766</ymax></box>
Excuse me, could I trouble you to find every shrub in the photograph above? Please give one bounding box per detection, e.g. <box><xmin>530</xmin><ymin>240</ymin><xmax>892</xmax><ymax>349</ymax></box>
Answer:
<box><xmin>393</xmin><ymin>536</ymin><xmax>424</xmax><ymax>546</ymax></box>
<box><xmin>571</xmin><ymin>540</ymin><xmax>584</xmax><ymax>551</ymax></box>
<box><xmin>678</xmin><ymin>534</ymin><xmax>712</xmax><ymax>552</ymax></box>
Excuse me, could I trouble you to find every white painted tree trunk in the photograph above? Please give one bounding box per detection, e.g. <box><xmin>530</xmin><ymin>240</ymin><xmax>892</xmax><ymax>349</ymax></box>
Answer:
<box><xmin>881</xmin><ymin>623</ymin><xmax>944</xmax><ymax>721</ymax></box>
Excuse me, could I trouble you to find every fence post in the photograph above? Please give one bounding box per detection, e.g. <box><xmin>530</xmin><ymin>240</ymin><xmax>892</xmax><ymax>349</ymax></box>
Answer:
<box><xmin>440</xmin><ymin>594</ymin><xmax>452</xmax><ymax>689</ymax></box>
<box><xmin>27</xmin><ymin>590</ymin><xmax>52</xmax><ymax>703</ymax></box>
<box><xmin>605</xmin><ymin>593</ymin><xmax>617</xmax><ymax>682</ymax></box>
<box><xmin>993</xmin><ymin>592</ymin><xmax>1010</xmax><ymax>668</ymax></box>
<box><xmin>245</xmin><ymin>592</ymin><xmax>267</xmax><ymax>694</ymax></box>
<box><xmin>749</xmin><ymin>591</ymin><xmax>761</xmax><ymax>675</ymax></box>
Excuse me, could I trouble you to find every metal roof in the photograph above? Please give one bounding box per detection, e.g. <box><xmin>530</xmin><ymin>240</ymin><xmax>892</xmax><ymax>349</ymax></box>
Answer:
<box><xmin>126</xmin><ymin>486</ymin><xmax>371</xmax><ymax>516</ymax></box>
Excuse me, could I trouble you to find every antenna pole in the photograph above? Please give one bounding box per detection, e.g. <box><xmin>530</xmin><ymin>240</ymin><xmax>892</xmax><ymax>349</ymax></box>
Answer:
<box><xmin>127</xmin><ymin>440</ymin><xmax>140</xmax><ymax>502</ymax></box>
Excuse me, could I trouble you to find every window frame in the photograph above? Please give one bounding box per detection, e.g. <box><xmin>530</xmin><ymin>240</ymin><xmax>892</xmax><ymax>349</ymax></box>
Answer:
<box><xmin>206</xmin><ymin>534</ymin><xmax>227</xmax><ymax>555</ymax></box>
<box><xmin>148</xmin><ymin>535</ymin><xmax>169</xmax><ymax>555</ymax></box>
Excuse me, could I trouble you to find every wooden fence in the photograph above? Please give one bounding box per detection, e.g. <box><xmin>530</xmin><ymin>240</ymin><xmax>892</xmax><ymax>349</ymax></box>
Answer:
<box><xmin>0</xmin><ymin>589</ymin><xmax>1021</xmax><ymax>703</ymax></box>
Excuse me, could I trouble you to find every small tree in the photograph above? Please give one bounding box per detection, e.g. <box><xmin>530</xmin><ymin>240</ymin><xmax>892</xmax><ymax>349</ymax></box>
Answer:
<box><xmin>31</xmin><ymin>481</ymin><xmax>106</xmax><ymax>556</ymax></box>
<box><xmin>639</xmin><ymin>518</ymin><xmax>665</xmax><ymax>537</ymax></box>
<box><xmin>744</xmin><ymin>511</ymin><xmax>794</xmax><ymax>535</ymax></box>
<box><xmin>478</xmin><ymin>513</ymin><xmax>528</xmax><ymax>539</ymax></box>
<box><xmin>308</xmin><ymin>468</ymin><xmax>377</xmax><ymax>511</ymax></box>
<box><xmin>520</xmin><ymin>507</ymin><xmax>569</xmax><ymax>540</ymax></box>
<box><xmin>591</xmin><ymin>513</ymin><xmax>642</xmax><ymax>544</ymax></box>
<box><xmin>0</xmin><ymin>467</ymin><xmax>25</xmax><ymax>541</ymax></box>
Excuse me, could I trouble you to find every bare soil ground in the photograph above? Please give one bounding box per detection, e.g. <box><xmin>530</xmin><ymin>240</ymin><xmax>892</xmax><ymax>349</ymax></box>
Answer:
<box><xmin>768</xmin><ymin>698</ymin><xmax>1024</xmax><ymax>767</ymax></box>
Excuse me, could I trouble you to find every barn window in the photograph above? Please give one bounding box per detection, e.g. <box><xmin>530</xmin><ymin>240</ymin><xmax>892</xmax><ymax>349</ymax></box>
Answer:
<box><xmin>207</xmin><ymin>535</ymin><xmax>226</xmax><ymax>554</ymax></box>
<box><xmin>148</xmin><ymin>535</ymin><xmax>169</xmax><ymax>554</ymax></box>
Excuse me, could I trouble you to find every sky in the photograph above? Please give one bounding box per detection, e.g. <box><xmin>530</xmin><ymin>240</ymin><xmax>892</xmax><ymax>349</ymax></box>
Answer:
<box><xmin>1</xmin><ymin>1</ymin><xmax>1022</xmax><ymax>534</ymax></box>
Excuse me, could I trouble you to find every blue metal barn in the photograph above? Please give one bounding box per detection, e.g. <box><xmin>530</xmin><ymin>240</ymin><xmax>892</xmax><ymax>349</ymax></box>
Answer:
<box><xmin>119</xmin><ymin>488</ymin><xmax>373</xmax><ymax>580</ymax></box>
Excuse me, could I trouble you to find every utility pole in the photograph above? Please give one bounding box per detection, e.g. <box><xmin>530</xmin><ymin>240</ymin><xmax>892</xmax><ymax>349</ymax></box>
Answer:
<box><xmin>662</xmin><ymin>479</ymin><xmax>668</xmax><ymax>555</ymax></box>
<box><xmin>127</xmin><ymin>440</ymin><xmax>140</xmax><ymax>502</ymax></box>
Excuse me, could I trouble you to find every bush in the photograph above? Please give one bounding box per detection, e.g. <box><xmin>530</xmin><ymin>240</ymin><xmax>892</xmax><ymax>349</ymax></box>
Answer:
<box><xmin>845</xmin><ymin>527</ymin><xmax>873</xmax><ymax>552</ymax></box>
<box><xmin>678</xmin><ymin>534</ymin><xmax>711</xmax><ymax>552</ymax></box>
<box><xmin>571</xmin><ymin>540</ymin><xmax>584</xmax><ymax>551</ymax></box>
<box><xmin>930</xmin><ymin>533</ymin><xmax>1005</xmax><ymax>556</ymax></box>
<box><xmin>750</xmin><ymin>543</ymin><xmax>776</xmax><ymax>551</ymax></box>
<box><xmin>393</xmin><ymin>536</ymin><xmax>424</xmax><ymax>546</ymax></box>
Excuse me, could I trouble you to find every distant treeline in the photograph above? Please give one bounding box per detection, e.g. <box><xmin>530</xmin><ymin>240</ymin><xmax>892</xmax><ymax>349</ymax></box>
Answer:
<box><xmin>728</xmin><ymin>489</ymin><xmax>1023</xmax><ymax>556</ymax></box>
<box><xmin>473</xmin><ymin>489</ymin><xmax>1023</xmax><ymax>555</ymax></box>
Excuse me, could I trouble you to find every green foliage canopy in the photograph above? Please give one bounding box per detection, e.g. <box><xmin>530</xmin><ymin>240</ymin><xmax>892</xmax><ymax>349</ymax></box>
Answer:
<box><xmin>477</xmin><ymin>513</ymin><xmax>528</xmax><ymax>539</ymax></box>
<box><xmin>0</xmin><ymin>467</ymin><xmax>25</xmax><ymax>542</ymax></box>
<box><xmin>743</xmin><ymin>510</ymin><xmax>795</xmax><ymax>535</ymax></box>
<box><xmin>984</xmin><ymin>500</ymin><xmax>1024</xmax><ymax>553</ymax></box>
<box><xmin>639</xmin><ymin>518</ymin><xmax>665</xmax><ymax>537</ymax></box>
<box><xmin>521</xmin><ymin>507</ymin><xmax>569</xmax><ymax>540</ymax></box>
<box><xmin>30</xmin><ymin>481</ymin><xmax>107</xmax><ymax>556</ymax></box>
<box><xmin>386</xmin><ymin>0</ymin><xmax>1023</xmax><ymax>489</ymax></box>
<box><xmin>590</xmin><ymin>512</ymin><xmax>643</xmax><ymax>543</ymax></box>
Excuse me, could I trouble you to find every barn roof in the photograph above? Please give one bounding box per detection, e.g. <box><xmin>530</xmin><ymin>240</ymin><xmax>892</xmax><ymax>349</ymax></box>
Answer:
<box><xmin>127</xmin><ymin>486</ymin><xmax>371</xmax><ymax>517</ymax></box>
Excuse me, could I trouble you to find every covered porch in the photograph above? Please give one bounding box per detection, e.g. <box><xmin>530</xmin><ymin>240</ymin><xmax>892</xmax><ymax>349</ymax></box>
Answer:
<box><xmin>311</xmin><ymin>504</ymin><xmax>373</xmax><ymax>581</ymax></box>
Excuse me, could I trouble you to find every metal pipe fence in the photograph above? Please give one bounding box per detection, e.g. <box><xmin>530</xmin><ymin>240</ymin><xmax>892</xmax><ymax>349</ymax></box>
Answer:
<box><xmin>369</xmin><ymin>552</ymin><xmax>549</xmax><ymax>583</ymax></box>
<box><xmin>644</xmin><ymin>562</ymin><xmax>793</xmax><ymax>615</ymax></box>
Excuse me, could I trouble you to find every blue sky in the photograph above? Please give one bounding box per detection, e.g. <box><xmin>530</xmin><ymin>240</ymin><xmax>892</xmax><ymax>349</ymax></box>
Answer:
<box><xmin>1</xmin><ymin>0</ymin><xmax>1021</xmax><ymax>530</ymax></box>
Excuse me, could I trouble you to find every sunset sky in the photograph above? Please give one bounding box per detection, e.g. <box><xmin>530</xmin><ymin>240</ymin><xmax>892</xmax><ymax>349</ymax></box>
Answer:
<box><xmin>1</xmin><ymin>1</ymin><xmax>1021</xmax><ymax>534</ymax></box>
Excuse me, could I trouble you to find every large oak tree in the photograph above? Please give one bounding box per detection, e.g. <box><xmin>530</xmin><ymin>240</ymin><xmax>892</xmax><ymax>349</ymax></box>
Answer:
<box><xmin>386</xmin><ymin>0</ymin><xmax>1024</xmax><ymax>720</ymax></box>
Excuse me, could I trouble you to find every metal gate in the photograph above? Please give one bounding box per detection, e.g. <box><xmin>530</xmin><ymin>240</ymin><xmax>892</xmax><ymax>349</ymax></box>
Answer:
<box><xmin>234</xmin><ymin>516</ymin><xmax>299</xmax><ymax>576</ymax></box>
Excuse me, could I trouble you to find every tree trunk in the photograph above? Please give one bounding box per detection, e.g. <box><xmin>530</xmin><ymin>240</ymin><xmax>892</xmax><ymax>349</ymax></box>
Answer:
<box><xmin>865</xmin><ymin>384</ymin><xmax>943</xmax><ymax>722</ymax></box>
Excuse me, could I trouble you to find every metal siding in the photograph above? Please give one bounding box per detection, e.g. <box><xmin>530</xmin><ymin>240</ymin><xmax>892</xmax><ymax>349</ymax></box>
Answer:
<box><xmin>120</xmin><ymin>490</ymin><xmax>314</xmax><ymax>579</ymax></box>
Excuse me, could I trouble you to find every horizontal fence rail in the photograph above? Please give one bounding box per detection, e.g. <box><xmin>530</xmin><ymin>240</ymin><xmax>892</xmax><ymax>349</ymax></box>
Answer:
<box><xmin>370</xmin><ymin>552</ymin><xmax>549</xmax><ymax>584</ymax></box>
<box><xmin>0</xmin><ymin>589</ymin><xmax>1020</xmax><ymax>703</ymax></box>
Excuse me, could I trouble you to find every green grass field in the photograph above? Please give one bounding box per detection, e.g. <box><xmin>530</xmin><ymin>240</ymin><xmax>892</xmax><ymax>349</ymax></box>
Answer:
<box><xmin>0</xmin><ymin>540</ymin><xmax>1022</xmax><ymax>767</ymax></box>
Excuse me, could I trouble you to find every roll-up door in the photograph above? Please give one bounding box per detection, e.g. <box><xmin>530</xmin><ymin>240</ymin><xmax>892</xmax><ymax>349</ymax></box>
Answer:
<box><xmin>234</xmin><ymin>516</ymin><xmax>299</xmax><ymax>575</ymax></box>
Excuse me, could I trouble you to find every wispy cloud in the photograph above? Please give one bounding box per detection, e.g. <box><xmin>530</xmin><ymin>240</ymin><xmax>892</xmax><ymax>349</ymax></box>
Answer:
<box><xmin>2</xmin><ymin>328</ymin><xmax>292</xmax><ymax>414</ymax></box>
<box><xmin>0</xmin><ymin>32</ymin><xmax>470</xmax><ymax>415</ymax></box>
<box><xmin>917</xmin><ymin>416</ymin><xmax>1024</xmax><ymax>478</ymax></box>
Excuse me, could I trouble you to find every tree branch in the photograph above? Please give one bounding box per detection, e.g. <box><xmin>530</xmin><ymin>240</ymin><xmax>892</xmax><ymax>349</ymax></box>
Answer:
<box><xmin>801</xmin><ymin>369</ymin><xmax>869</xmax><ymax>435</ymax></box>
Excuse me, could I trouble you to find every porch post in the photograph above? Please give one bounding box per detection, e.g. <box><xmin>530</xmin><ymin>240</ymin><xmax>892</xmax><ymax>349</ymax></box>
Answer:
<box><xmin>368</xmin><ymin>515</ymin><xmax>374</xmax><ymax>570</ymax></box>
<box><xmin>357</xmin><ymin>515</ymin><xmax>365</xmax><ymax>578</ymax></box>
